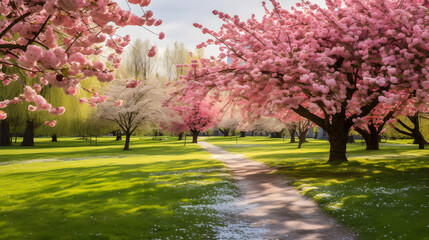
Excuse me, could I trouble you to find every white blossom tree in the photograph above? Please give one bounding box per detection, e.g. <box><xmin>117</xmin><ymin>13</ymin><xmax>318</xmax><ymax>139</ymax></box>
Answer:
<box><xmin>97</xmin><ymin>78</ymin><xmax>166</xmax><ymax>150</ymax></box>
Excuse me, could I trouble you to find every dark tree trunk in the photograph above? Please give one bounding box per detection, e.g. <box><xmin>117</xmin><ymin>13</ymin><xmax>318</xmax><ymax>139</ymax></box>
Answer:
<box><xmin>240</xmin><ymin>131</ymin><xmax>246</xmax><ymax>137</ymax></box>
<box><xmin>115</xmin><ymin>131</ymin><xmax>122</xmax><ymax>141</ymax></box>
<box><xmin>365</xmin><ymin>134</ymin><xmax>380</xmax><ymax>150</ymax></box>
<box><xmin>347</xmin><ymin>135</ymin><xmax>355</xmax><ymax>143</ymax></box>
<box><xmin>231</xmin><ymin>130</ymin><xmax>236</xmax><ymax>136</ymax></box>
<box><xmin>270</xmin><ymin>131</ymin><xmax>282</xmax><ymax>138</ymax></box>
<box><xmin>51</xmin><ymin>134</ymin><xmax>57</xmax><ymax>142</ymax></box>
<box><xmin>219</xmin><ymin>128</ymin><xmax>230</xmax><ymax>137</ymax></box>
<box><xmin>297</xmin><ymin>128</ymin><xmax>309</xmax><ymax>149</ymax></box>
<box><xmin>124</xmin><ymin>132</ymin><xmax>131</xmax><ymax>150</ymax></box>
<box><xmin>191</xmin><ymin>130</ymin><xmax>199</xmax><ymax>143</ymax></box>
<box><xmin>178</xmin><ymin>132</ymin><xmax>184</xmax><ymax>141</ymax></box>
<box><xmin>289</xmin><ymin>128</ymin><xmax>296</xmax><ymax>143</ymax></box>
<box><xmin>327</xmin><ymin>128</ymin><xmax>348</xmax><ymax>163</ymax></box>
<box><xmin>0</xmin><ymin>121</ymin><xmax>11</xmax><ymax>146</ymax></box>
<box><xmin>394</xmin><ymin>112</ymin><xmax>428</xmax><ymax>150</ymax></box>
<box><xmin>21</xmin><ymin>120</ymin><xmax>34</xmax><ymax>146</ymax></box>
<box><xmin>417</xmin><ymin>134</ymin><xmax>426</xmax><ymax>149</ymax></box>
<box><xmin>356</xmin><ymin>127</ymin><xmax>380</xmax><ymax>151</ymax></box>
<box><xmin>314</xmin><ymin>131</ymin><xmax>318</xmax><ymax>139</ymax></box>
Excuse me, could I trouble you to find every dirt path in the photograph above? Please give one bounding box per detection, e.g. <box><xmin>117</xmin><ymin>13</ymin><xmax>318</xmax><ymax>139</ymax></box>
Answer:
<box><xmin>199</xmin><ymin>141</ymin><xmax>356</xmax><ymax>240</ymax></box>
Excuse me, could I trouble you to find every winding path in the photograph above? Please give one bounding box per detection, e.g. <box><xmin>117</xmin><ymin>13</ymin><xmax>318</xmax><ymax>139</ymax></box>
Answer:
<box><xmin>199</xmin><ymin>141</ymin><xmax>356</xmax><ymax>240</ymax></box>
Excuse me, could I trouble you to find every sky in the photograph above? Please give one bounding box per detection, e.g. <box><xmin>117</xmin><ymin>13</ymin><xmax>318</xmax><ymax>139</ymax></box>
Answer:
<box><xmin>116</xmin><ymin>0</ymin><xmax>324</xmax><ymax>57</ymax></box>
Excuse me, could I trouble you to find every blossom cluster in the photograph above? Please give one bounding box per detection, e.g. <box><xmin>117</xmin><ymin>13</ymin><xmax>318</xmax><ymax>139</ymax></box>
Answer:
<box><xmin>0</xmin><ymin>0</ymin><xmax>164</xmax><ymax>120</ymax></box>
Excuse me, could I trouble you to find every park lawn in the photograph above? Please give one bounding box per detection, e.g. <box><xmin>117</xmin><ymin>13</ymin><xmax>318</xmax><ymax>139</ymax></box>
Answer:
<box><xmin>206</xmin><ymin>136</ymin><xmax>429</xmax><ymax>240</ymax></box>
<box><xmin>0</xmin><ymin>137</ymin><xmax>238</xmax><ymax>240</ymax></box>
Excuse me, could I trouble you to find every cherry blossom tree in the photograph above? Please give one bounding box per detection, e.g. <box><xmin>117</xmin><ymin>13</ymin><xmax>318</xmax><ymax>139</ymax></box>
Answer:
<box><xmin>97</xmin><ymin>78</ymin><xmax>166</xmax><ymax>150</ymax></box>
<box><xmin>168</xmin><ymin>99</ymin><xmax>218</xmax><ymax>143</ymax></box>
<box><xmin>0</xmin><ymin>0</ymin><xmax>163</xmax><ymax>122</ymax></box>
<box><xmin>217</xmin><ymin>111</ymin><xmax>241</xmax><ymax>137</ymax></box>
<box><xmin>179</xmin><ymin>0</ymin><xmax>429</xmax><ymax>162</ymax></box>
<box><xmin>278</xmin><ymin>111</ymin><xmax>312</xmax><ymax>148</ymax></box>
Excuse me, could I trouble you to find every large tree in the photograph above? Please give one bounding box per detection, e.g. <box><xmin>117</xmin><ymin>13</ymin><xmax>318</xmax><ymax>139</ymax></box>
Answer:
<box><xmin>179</xmin><ymin>0</ymin><xmax>429</xmax><ymax>163</ymax></box>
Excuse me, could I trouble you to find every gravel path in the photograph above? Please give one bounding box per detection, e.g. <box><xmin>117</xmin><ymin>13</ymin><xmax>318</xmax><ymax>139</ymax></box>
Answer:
<box><xmin>199</xmin><ymin>141</ymin><xmax>356</xmax><ymax>240</ymax></box>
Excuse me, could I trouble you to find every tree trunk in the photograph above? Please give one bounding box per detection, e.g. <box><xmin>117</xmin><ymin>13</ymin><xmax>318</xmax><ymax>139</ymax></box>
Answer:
<box><xmin>219</xmin><ymin>128</ymin><xmax>230</xmax><ymax>137</ymax></box>
<box><xmin>365</xmin><ymin>134</ymin><xmax>380</xmax><ymax>150</ymax></box>
<box><xmin>327</xmin><ymin>129</ymin><xmax>348</xmax><ymax>162</ymax></box>
<box><xmin>314</xmin><ymin>131</ymin><xmax>318</xmax><ymax>139</ymax></box>
<box><xmin>178</xmin><ymin>132</ymin><xmax>184</xmax><ymax>141</ymax></box>
<box><xmin>240</xmin><ymin>131</ymin><xmax>246</xmax><ymax>137</ymax></box>
<box><xmin>355</xmin><ymin>125</ymin><xmax>381</xmax><ymax>150</ymax></box>
<box><xmin>0</xmin><ymin>121</ymin><xmax>11</xmax><ymax>146</ymax></box>
<box><xmin>191</xmin><ymin>130</ymin><xmax>199</xmax><ymax>143</ymax></box>
<box><xmin>289</xmin><ymin>128</ymin><xmax>296</xmax><ymax>143</ymax></box>
<box><xmin>231</xmin><ymin>130</ymin><xmax>236</xmax><ymax>136</ymax></box>
<box><xmin>347</xmin><ymin>135</ymin><xmax>355</xmax><ymax>143</ymax></box>
<box><xmin>51</xmin><ymin>134</ymin><xmax>57</xmax><ymax>142</ymax></box>
<box><xmin>115</xmin><ymin>131</ymin><xmax>122</xmax><ymax>141</ymax></box>
<box><xmin>270</xmin><ymin>131</ymin><xmax>282</xmax><ymax>138</ymax></box>
<box><xmin>124</xmin><ymin>132</ymin><xmax>131</xmax><ymax>150</ymax></box>
<box><xmin>297</xmin><ymin>129</ymin><xmax>309</xmax><ymax>149</ymax></box>
<box><xmin>417</xmin><ymin>134</ymin><xmax>426</xmax><ymax>149</ymax></box>
<box><xmin>21</xmin><ymin>120</ymin><xmax>34</xmax><ymax>147</ymax></box>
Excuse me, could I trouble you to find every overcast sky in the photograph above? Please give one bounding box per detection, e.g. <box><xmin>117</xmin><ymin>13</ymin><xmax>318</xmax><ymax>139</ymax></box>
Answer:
<box><xmin>116</xmin><ymin>0</ymin><xmax>324</xmax><ymax>57</ymax></box>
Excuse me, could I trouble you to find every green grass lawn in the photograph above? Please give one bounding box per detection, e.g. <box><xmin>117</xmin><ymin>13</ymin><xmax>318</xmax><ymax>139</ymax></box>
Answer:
<box><xmin>0</xmin><ymin>137</ymin><xmax>238</xmax><ymax>239</ymax></box>
<box><xmin>206</xmin><ymin>136</ymin><xmax>429</xmax><ymax>240</ymax></box>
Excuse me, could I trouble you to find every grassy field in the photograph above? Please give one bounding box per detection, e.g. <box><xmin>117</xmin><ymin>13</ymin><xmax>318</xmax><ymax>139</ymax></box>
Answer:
<box><xmin>0</xmin><ymin>137</ymin><xmax>238</xmax><ymax>240</ymax></box>
<box><xmin>206</xmin><ymin>136</ymin><xmax>429</xmax><ymax>240</ymax></box>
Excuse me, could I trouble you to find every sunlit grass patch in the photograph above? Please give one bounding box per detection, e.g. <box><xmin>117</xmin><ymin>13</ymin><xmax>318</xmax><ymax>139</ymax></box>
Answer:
<box><xmin>206</xmin><ymin>136</ymin><xmax>429</xmax><ymax>240</ymax></box>
<box><xmin>0</xmin><ymin>137</ymin><xmax>240</xmax><ymax>239</ymax></box>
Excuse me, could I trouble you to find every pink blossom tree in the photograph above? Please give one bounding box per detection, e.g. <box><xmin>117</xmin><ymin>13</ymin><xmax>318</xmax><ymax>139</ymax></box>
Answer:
<box><xmin>169</xmin><ymin>99</ymin><xmax>218</xmax><ymax>143</ymax></box>
<box><xmin>0</xmin><ymin>0</ymin><xmax>163</xmax><ymax>121</ymax></box>
<box><xmin>277</xmin><ymin>110</ymin><xmax>312</xmax><ymax>148</ymax></box>
<box><xmin>179</xmin><ymin>0</ymin><xmax>429</xmax><ymax>163</ymax></box>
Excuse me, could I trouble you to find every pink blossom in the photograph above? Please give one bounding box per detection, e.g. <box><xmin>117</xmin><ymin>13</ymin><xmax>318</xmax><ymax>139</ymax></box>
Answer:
<box><xmin>28</xmin><ymin>105</ymin><xmax>37</xmax><ymax>111</ymax></box>
<box><xmin>49</xmin><ymin>107</ymin><xmax>66</xmax><ymax>116</ymax></box>
<box><xmin>126</xmin><ymin>80</ymin><xmax>140</xmax><ymax>88</ymax></box>
<box><xmin>147</xmin><ymin>46</ymin><xmax>156</xmax><ymax>57</ymax></box>
<box><xmin>33</xmin><ymin>84</ymin><xmax>42</xmax><ymax>92</ymax></box>
<box><xmin>92</xmin><ymin>60</ymin><xmax>106</xmax><ymax>71</ymax></box>
<box><xmin>0</xmin><ymin>111</ymin><xmax>7</xmax><ymax>120</ymax></box>
<box><xmin>144</xmin><ymin>10</ymin><xmax>153</xmax><ymax>19</ymax></box>
<box><xmin>25</xmin><ymin>45</ymin><xmax>43</xmax><ymax>62</ymax></box>
<box><xmin>154</xmin><ymin>19</ymin><xmax>162</xmax><ymax>26</ymax></box>
<box><xmin>159</xmin><ymin>32</ymin><xmax>165</xmax><ymax>40</ymax></box>
<box><xmin>114</xmin><ymin>100</ymin><xmax>123</xmax><ymax>107</ymax></box>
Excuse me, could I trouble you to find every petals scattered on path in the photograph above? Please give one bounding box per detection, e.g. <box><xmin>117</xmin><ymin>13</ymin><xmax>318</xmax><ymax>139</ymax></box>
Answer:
<box><xmin>199</xmin><ymin>141</ymin><xmax>356</xmax><ymax>240</ymax></box>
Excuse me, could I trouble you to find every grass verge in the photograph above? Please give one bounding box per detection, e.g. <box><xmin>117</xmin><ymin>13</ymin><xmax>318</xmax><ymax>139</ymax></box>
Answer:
<box><xmin>0</xmin><ymin>137</ymin><xmax>238</xmax><ymax>239</ymax></box>
<box><xmin>206</xmin><ymin>136</ymin><xmax>429</xmax><ymax>240</ymax></box>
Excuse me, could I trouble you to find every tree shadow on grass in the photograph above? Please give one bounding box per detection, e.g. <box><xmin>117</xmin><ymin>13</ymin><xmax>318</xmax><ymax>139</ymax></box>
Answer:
<box><xmin>0</xmin><ymin>159</ymin><xmax>229</xmax><ymax>239</ymax></box>
<box><xmin>0</xmin><ymin>141</ymin><xmax>204</xmax><ymax>163</ymax></box>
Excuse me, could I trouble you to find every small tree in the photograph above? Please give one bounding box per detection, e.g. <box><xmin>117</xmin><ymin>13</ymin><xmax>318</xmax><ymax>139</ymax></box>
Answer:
<box><xmin>97</xmin><ymin>79</ymin><xmax>165</xmax><ymax>150</ymax></box>
<box><xmin>169</xmin><ymin>100</ymin><xmax>218</xmax><ymax>143</ymax></box>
